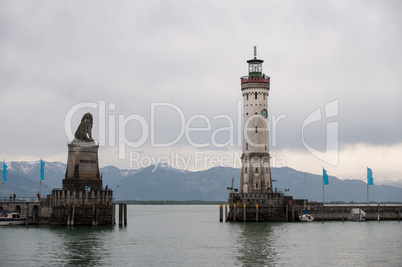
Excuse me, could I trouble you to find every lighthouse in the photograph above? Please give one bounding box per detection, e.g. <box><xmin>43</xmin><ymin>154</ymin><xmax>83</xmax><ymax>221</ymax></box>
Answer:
<box><xmin>227</xmin><ymin>47</ymin><xmax>295</xmax><ymax>222</ymax></box>
<box><xmin>239</xmin><ymin>46</ymin><xmax>272</xmax><ymax>194</ymax></box>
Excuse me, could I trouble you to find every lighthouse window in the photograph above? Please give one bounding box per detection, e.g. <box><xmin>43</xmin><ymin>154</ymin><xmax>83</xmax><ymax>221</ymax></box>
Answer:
<box><xmin>246</xmin><ymin>113</ymin><xmax>248</xmax><ymax>115</ymax></box>
<box><xmin>246</xmin><ymin>143</ymin><xmax>248</xmax><ymax>150</ymax></box>
<box><xmin>246</xmin><ymin>94</ymin><xmax>249</xmax><ymax>100</ymax></box>
<box><xmin>255</xmin><ymin>126</ymin><xmax>258</xmax><ymax>133</ymax></box>
<box><xmin>264</xmin><ymin>94</ymin><xmax>266</xmax><ymax>100</ymax></box>
<box><xmin>245</xmin><ymin>167</ymin><xmax>248</xmax><ymax>173</ymax></box>
<box><xmin>255</xmin><ymin>92</ymin><xmax>257</xmax><ymax>99</ymax></box>
<box><xmin>265</xmin><ymin>167</ymin><xmax>268</xmax><ymax>173</ymax></box>
<box><xmin>256</xmin><ymin>183</ymin><xmax>258</xmax><ymax>188</ymax></box>
<box><xmin>256</xmin><ymin>167</ymin><xmax>259</xmax><ymax>173</ymax></box>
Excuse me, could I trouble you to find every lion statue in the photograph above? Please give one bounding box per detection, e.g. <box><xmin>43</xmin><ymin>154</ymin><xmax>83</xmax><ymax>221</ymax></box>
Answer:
<box><xmin>74</xmin><ymin>113</ymin><xmax>94</xmax><ymax>142</ymax></box>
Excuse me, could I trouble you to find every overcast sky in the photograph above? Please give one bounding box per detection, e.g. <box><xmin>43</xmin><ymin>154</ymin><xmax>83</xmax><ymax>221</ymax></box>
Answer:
<box><xmin>1</xmin><ymin>0</ymin><xmax>401</xmax><ymax>182</ymax></box>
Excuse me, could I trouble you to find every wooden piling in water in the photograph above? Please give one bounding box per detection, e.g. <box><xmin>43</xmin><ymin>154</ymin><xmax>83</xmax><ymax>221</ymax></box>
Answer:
<box><xmin>112</xmin><ymin>204</ymin><xmax>116</xmax><ymax>225</ymax></box>
<box><xmin>124</xmin><ymin>204</ymin><xmax>127</xmax><ymax>226</ymax></box>
<box><xmin>219</xmin><ymin>204</ymin><xmax>223</xmax><ymax>222</ymax></box>
<box><xmin>233</xmin><ymin>204</ymin><xmax>236</xmax><ymax>222</ymax></box>
<box><xmin>225</xmin><ymin>204</ymin><xmax>228</xmax><ymax>222</ymax></box>
<box><xmin>92</xmin><ymin>205</ymin><xmax>96</xmax><ymax>226</ymax></box>
<box><xmin>25</xmin><ymin>204</ymin><xmax>29</xmax><ymax>226</ymax></box>
<box><xmin>71</xmin><ymin>204</ymin><xmax>75</xmax><ymax>226</ymax></box>
<box><xmin>243</xmin><ymin>204</ymin><xmax>246</xmax><ymax>222</ymax></box>
<box><xmin>256</xmin><ymin>204</ymin><xmax>259</xmax><ymax>222</ymax></box>
<box><xmin>119</xmin><ymin>203</ymin><xmax>123</xmax><ymax>226</ymax></box>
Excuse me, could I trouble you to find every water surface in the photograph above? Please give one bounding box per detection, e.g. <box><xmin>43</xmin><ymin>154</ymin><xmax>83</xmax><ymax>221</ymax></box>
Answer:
<box><xmin>0</xmin><ymin>205</ymin><xmax>400</xmax><ymax>266</ymax></box>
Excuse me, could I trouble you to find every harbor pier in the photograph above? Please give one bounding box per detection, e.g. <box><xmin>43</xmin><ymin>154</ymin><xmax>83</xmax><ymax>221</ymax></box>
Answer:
<box><xmin>308</xmin><ymin>203</ymin><xmax>402</xmax><ymax>221</ymax></box>
<box><xmin>224</xmin><ymin>196</ymin><xmax>402</xmax><ymax>222</ymax></box>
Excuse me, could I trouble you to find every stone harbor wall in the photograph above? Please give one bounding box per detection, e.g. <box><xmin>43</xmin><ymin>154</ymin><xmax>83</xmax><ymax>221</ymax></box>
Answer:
<box><xmin>36</xmin><ymin>189</ymin><xmax>114</xmax><ymax>225</ymax></box>
<box><xmin>49</xmin><ymin>189</ymin><xmax>113</xmax><ymax>206</ymax></box>
<box><xmin>49</xmin><ymin>205</ymin><xmax>114</xmax><ymax>226</ymax></box>
<box><xmin>228</xmin><ymin>192</ymin><xmax>295</xmax><ymax>222</ymax></box>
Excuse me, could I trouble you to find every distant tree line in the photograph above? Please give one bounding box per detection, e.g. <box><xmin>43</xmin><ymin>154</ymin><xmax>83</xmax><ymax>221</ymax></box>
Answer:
<box><xmin>115</xmin><ymin>200</ymin><xmax>228</xmax><ymax>205</ymax></box>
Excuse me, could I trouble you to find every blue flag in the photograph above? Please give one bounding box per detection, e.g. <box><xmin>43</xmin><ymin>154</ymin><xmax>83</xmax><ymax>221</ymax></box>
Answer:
<box><xmin>40</xmin><ymin>159</ymin><xmax>45</xmax><ymax>180</ymax></box>
<box><xmin>367</xmin><ymin>168</ymin><xmax>373</xmax><ymax>185</ymax></box>
<box><xmin>3</xmin><ymin>161</ymin><xmax>7</xmax><ymax>182</ymax></box>
<box><xmin>323</xmin><ymin>168</ymin><xmax>329</xmax><ymax>185</ymax></box>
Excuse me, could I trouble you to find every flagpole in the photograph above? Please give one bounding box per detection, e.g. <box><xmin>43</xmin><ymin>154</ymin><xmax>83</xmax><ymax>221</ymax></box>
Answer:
<box><xmin>322</xmin><ymin>167</ymin><xmax>324</xmax><ymax>222</ymax></box>
<box><xmin>367</xmin><ymin>167</ymin><xmax>369</xmax><ymax>206</ymax></box>
<box><xmin>39</xmin><ymin>158</ymin><xmax>42</xmax><ymax>198</ymax></box>
<box><xmin>2</xmin><ymin>160</ymin><xmax>4</xmax><ymax>202</ymax></box>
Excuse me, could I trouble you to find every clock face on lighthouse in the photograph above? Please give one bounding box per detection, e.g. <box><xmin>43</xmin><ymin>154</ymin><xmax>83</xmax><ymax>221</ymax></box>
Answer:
<box><xmin>261</xmin><ymin>109</ymin><xmax>267</xmax><ymax>118</ymax></box>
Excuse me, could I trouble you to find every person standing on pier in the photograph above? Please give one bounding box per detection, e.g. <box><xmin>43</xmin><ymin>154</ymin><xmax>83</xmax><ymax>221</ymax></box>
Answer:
<box><xmin>13</xmin><ymin>193</ymin><xmax>16</xmax><ymax>203</ymax></box>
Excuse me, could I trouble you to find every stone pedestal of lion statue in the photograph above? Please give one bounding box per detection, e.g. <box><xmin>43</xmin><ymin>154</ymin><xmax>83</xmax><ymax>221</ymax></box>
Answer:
<box><xmin>62</xmin><ymin>141</ymin><xmax>102</xmax><ymax>191</ymax></box>
<box><xmin>63</xmin><ymin>113</ymin><xmax>102</xmax><ymax>191</ymax></box>
<box><xmin>40</xmin><ymin>113</ymin><xmax>115</xmax><ymax>226</ymax></box>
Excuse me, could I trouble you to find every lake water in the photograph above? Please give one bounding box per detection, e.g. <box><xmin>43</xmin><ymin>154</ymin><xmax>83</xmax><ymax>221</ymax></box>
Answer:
<box><xmin>0</xmin><ymin>205</ymin><xmax>401</xmax><ymax>266</ymax></box>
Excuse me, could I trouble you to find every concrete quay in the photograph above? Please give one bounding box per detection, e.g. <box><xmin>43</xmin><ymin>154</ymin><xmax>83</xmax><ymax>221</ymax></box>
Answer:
<box><xmin>307</xmin><ymin>203</ymin><xmax>402</xmax><ymax>221</ymax></box>
<box><xmin>0</xmin><ymin>189</ymin><xmax>114</xmax><ymax>225</ymax></box>
<box><xmin>225</xmin><ymin>193</ymin><xmax>402</xmax><ymax>222</ymax></box>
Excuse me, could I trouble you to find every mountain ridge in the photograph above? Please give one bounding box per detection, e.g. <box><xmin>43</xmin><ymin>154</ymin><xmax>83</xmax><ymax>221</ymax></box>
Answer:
<box><xmin>1</xmin><ymin>161</ymin><xmax>401</xmax><ymax>202</ymax></box>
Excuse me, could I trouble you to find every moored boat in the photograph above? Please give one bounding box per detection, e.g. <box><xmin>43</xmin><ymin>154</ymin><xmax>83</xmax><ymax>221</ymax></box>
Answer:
<box><xmin>299</xmin><ymin>210</ymin><xmax>314</xmax><ymax>222</ymax></box>
<box><xmin>348</xmin><ymin>208</ymin><xmax>367</xmax><ymax>222</ymax></box>
<box><xmin>299</xmin><ymin>173</ymin><xmax>314</xmax><ymax>222</ymax></box>
<box><xmin>0</xmin><ymin>211</ymin><xmax>26</xmax><ymax>226</ymax></box>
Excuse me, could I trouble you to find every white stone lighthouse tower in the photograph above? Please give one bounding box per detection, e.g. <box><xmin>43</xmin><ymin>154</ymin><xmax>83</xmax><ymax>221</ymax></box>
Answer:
<box><xmin>239</xmin><ymin>47</ymin><xmax>272</xmax><ymax>194</ymax></box>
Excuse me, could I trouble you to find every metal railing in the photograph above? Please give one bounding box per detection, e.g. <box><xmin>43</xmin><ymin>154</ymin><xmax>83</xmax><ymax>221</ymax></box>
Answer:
<box><xmin>0</xmin><ymin>197</ymin><xmax>41</xmax><ymax>204</ymax></box>
<box><xmin>241</xmin><ymin>75</ymin><xmax>270</xmax><ymax>84</ymax></box>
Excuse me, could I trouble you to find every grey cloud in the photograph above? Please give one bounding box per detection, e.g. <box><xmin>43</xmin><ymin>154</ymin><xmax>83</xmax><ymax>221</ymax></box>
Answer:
<box><xmin>0</xmin><ymin>0</ymin><xmax>401</xmax><ymax>160</ymax></box>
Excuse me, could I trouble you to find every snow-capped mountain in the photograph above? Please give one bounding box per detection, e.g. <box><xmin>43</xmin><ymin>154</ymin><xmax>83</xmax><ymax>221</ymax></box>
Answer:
<box><xmin>2</xmin><ymin>161</ymin><xmax>402</xmax><ymax>202</ymax></box>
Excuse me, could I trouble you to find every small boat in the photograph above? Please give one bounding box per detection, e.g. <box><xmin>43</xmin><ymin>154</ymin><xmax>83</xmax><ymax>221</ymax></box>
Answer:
<box><xmin>299</xmin><ymin>174</ymin><xmax>314</xmax><ymax>222</ymax></box>
<box><xmin>0</xmin><ymin>211</ymin><xmax>26</xmax><ymax>226</ymax></box>
<box><xmin>299</xmin><ymin>210</ymin><xmax>314</xmax><ymax>222</ymax></box>
<box><xmin>348</xmin><ymin>208</ymin><xmax>367</xmax><ymax>222</ymax></box>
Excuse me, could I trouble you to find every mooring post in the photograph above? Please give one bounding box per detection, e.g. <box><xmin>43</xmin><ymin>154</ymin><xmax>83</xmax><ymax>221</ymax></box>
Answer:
<box><xmin>95</xmin><ymin>205</ymin><xmax>98</xmax><ymax>226</ymax></box>
<box><xmin>124</xmin><ymin>204</ymin><xmax>127</xmax><ymax>226</ymax></box>
<box><xmin>225</xmin><ymin>204</ymin><xmax>228</xmax><ymax>222</ymax></box>
<box><xmin>234</xmin><ymin>204</ymin><xmax>236</xmax><ymax>222</ymax></box>
<box><xmin>286</xmin><ymin>204</ymin><xmax>289</xmax><ymax>222</ymax></box>
<box><xmin>25</xmin><ymin>204</ymin><xmax>29</xmax><ymax>226</ymax></box>
<box><xmin>92</xmin><ymin>205</ymin><xmax>96</xmax><ymax>226</ymax></box>
<box><xmin>112</xmin><ymin>203</ymin><xmax>115</xmax><ymax>225</ymax></box>
<box><xmin>243</xmin><ymin>203</ymin><xmax>246</xmax><ymax>222</ymax></box>
<box><xmin>119</xmin><ymin>203</ymin><xmax>123</xmax><ymax>226</ymax></box>
<box><xmin>71</xmin><ymin>204</ymin><xmax>75</xmax><ymax>226</ymax></box>
<box><xmin>219</xmin><ymin>204</ymin><xmax>223</xmax><ymax>222</ymax></box>
<box><xmin>67</xmin><ymin>213</ymin><xmax>70</xmax><ymax>226</ymax></box>
<box><xmin>256</xmin><ymin>204</ymin><xmax>259</xmax><ymax>222</ymax></box>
